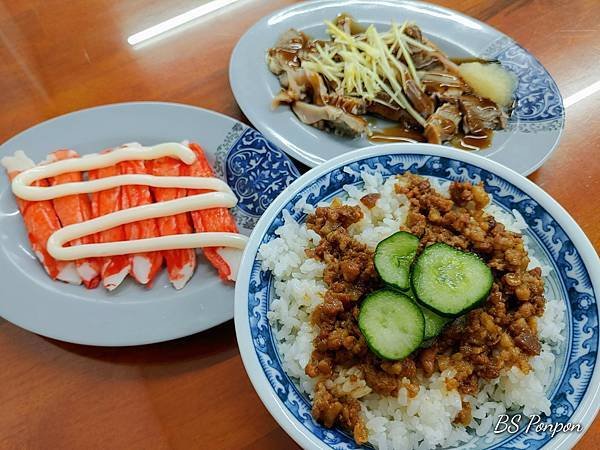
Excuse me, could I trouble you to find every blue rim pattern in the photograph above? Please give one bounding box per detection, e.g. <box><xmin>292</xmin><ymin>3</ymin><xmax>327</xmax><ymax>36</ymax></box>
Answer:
<box><xmin>246</xmin><ymin>154</ymin><xmax>597</xmax><ymax>449</ymax></box>
<box><xmin>216</xmin><ymin>124</ymin><xmax>301</xmax><ymax>230</ymax></box>
<box><xmin>485</xmin><ymin>37</ymin><xmax>564</xmax><ymax>133</ymax></box>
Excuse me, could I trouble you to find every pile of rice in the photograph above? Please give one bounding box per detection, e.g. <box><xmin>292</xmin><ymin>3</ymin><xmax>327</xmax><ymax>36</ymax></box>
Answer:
<box><xmin>259</xmin><ymin>171</ymin><xmax>565</xmax><ymax>449</ymax></box>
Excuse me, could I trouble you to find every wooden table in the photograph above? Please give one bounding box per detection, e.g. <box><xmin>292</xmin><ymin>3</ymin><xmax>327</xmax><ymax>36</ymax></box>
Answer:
<box><xmin>0</xmin><ymin>0</ymin><xmax>598</xmax><ymax>448</ymax></box>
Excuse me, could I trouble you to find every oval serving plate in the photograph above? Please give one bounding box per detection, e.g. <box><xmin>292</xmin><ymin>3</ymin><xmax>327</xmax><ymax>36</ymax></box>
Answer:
<box><xmin>0</xmin><ymin>102</ymin><xmax>299</xmax><ymax>346</ymax></box>
<box><xmin>235</xmin><ymin>144</ymin><xmax>599</xmax><ymax>450</ymax></box>
<box><xmin>230</xmin><ymin>0</ymin><xmax>565</xmax><ymax>175</ymax></box>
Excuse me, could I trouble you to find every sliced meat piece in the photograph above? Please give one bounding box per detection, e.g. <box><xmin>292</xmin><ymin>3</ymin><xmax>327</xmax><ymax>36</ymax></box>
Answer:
<box><xmin>306</xmin><ymin>70</ymin><xmax>328</xmax><ymax>106</ymax></box>
<box><xmin>283</xmin><ymin>68</ymin><xmax>308</xmax><ymax>92</ymax></box>
<box><xmin>367</xmin><ymin>94</ymin><xmax>421</xmax><ymax>129</ymax></box>
<box><xmin>277</xmin><ymin>70</ymin><xmax>289</xmax><ymax>88</ymax></box>
<box><xmin>514</xmin><ymin>331</ymin><xmax>541</xmax><ymax>356</ymax></box>
<box><xmin>268</xmin><ymin>29</ymin><xmax>317</xmax><ymax>108</ymax></box>
<box><xmin>430</xmin><ymin>51</ymin><xmax>462</xmax><ymax>77</ymax></box>
<box><xmin>459</xmin><ymin>94</ymin><xmax>508</xmax><ymax>134</ymax></box>
<box><xmin>404</xmin><ymin>79</ymin><xmax>435</xmax><ymax>118</ymax></box>
<box><xmin>412</xmin><ymin>51</ymin><xmax>442</xmax><ymax>71</ymax></box>
<box><xmin>287</xmin><ymin>70</ymin><xmax>361</xmax><ymax>110</ymax></box>
<box><xmin>424</xmin><ymin>102</ymin><xmax>462</xmax><ymax>144</ymax></box>
<box><xmin>272</xmin><ymin>89</ymin><xmax>295</xmax><ymax>108</ymax></box>
<box><xmin>418</xmin><ymin>35</ymin><xmax>462</xmax><ymax>76</ymax></box>
<box><xmin>327</xmin><ymin>94</ymin><xmax>367</xmax><ymax>115</ymax></box>
<box><xmin>421</xmin><ymin>71</ymin><xmax>468</xmax><ymax>97</ymax></box>
<box><xmin>276</xmin><ymin>68</ymin><xmax>310</xmax><ymax>105</ymax></box>
<box><xmin>266</xmin><ymin>29</ymin><xmax>313</xmax><ymax>74</ymax></box>
<box><xmin>404</xmin><ymin>24</ymin><xmax>423</xmax><ymax>43</ymax></box>
<box><xmin>366</xmin><ymin>101</ymin><xmax>403</xmax><ymax>121</ymax></box>
<box><xmin>292</xmin><ymin>101</ymin><xmax>368</xmax><ymax>137</ymax></box>
<box><xmin>438</xmin><ymin>89</ymin><xmax>467</xmax><ymax>103</ymax></box>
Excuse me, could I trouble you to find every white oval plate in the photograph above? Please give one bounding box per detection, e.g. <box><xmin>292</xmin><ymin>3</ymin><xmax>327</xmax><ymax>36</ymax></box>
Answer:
<box><xmin>0</xmin><ymin>102</ymin><xmax>299</xmax><ymax>346</ymax></box>
<box><xmin>230</xmin><ymin>0</ymin><xmax>564</xmax><ymax>175</ymax></box>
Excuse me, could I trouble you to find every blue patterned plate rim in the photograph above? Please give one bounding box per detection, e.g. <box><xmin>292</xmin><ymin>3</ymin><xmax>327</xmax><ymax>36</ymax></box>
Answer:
<box><xmin>234</xmin><ymin>144</ymin><xmax>599</xmax><ymax>450</ymax></box>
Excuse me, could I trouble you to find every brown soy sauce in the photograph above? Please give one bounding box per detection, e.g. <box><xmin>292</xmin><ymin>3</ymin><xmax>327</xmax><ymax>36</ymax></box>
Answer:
<box><xmin>368</xmin><ymin>125</ymin><xmax>426</xmax><ymax>144</ymax></box>
<box><xmin>450</xmin><ymin>129</ymin><xmax>493</xmax><ymax>151</ymax></box>
<box><xmin>268</xmin><ymin>31</ymin><xmax>314</xmax><ymax>68</ymax></box>
<box><xmin>369</xmin><ymin>125</ymin><xmax>493</xmax><ymax>150</ymax></box>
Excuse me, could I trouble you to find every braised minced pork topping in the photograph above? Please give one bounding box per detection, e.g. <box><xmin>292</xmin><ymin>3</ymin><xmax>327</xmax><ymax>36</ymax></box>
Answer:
<box><xmin>304</xmin><ymin>174</ymin><xmax>545</xmax><ymax>441</ymax></box>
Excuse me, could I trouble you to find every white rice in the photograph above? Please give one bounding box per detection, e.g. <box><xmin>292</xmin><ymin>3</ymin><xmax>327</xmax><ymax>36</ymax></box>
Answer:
<box><xmin>260</xmin><ymin>173</ymin><xmax>565</xmax><ymax>449</ymax></box>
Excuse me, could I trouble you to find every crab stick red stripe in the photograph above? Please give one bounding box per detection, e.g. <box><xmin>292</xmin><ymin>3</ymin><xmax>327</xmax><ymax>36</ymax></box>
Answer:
<box><xmin>47</xmin><ymin>150</ymin><xmax>101</xmax><ymax>289</ymax></box>
<box><xmin>149</xmin><ymin>156</ymin><xmax>197</xmax><ymax>289</ymax></box>
<box><xmin>119</xmin><ymin>159</ymin><xmax>163</xmax><ymax>286</ymax></box>
<box><xmin>89</xmin><ymin>154</ymin><xmax>132</xmax><ymax>291</ymax></box>
<box><xmin>6</xmin><ymin>143</ymin><xmax>247</xmax><ymax>288</ymax></box>
<box><xmin>184</xmin><ymin>143</ymin><xmax>242</xmax><ymax>281</ymax></box>
<box><xmin>1</xmin><ymin>151</ymin><xmax>81</xmax><ymax>284</ymax></box>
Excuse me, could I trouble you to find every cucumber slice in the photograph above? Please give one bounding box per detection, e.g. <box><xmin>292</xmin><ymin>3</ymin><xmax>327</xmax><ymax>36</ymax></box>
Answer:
<box><xmin>421</xmin><ymin>305</ymin><xmax>451</xmax><ymax>339</ymax></box>
<box><xmin>374</xmin><ymin>231</ymin><xmax>420</xmax><ymax>291</ymax></box>
<box><xmin>411</xmin><ymin>243</ymin><xmax>493</xmax><ymax>317</ymax></box>
<box><xmin>405</xmin><ymin>288</ymin><xmax>450</xmax><ymax>340</ymax></box>
<box><xmin>358</xmin><ymin>289</ymin><xmax>424</xmax><ymax>360</ymax></box>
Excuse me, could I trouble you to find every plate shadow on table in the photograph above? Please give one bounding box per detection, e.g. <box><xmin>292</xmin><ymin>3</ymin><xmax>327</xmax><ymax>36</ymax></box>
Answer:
<box><xmin>39</xmin><ymin>320</ymin><xmax>240</xmax><ymax>378</ymax></box>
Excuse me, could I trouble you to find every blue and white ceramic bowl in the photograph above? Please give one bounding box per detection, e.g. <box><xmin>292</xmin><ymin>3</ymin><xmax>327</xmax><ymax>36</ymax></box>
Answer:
<box><xmin>234</xmin><ymin>144</ymin><xmax>599</xmax><ymax>449</ymax></box>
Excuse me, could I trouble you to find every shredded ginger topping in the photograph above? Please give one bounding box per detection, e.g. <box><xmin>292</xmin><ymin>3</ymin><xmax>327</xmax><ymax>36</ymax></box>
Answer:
<box><xmin>302</xmin><ymin>20</ymin><xmax>436</xmax><ymax>126</ymax></box>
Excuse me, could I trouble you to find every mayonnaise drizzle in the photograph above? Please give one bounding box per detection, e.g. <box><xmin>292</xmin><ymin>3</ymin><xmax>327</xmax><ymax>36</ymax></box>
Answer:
<box><xmin>14</xmin><ymin>174</ymin><xmax>235</xmax><ymax>201</ymax></box>
<box><xmin>10</xmin><ymin>142</ymin><xmax>248</xmax><ymax>264</ymax></box>
<box><xmin>13</xmin><ymin>143</ymin><xmax>198</xmax><ymax>201</ymax></box>
<box><xmin>47</xmin><ymin>193</ymin><xmax>247</xmax><ymax>260</ymax></box>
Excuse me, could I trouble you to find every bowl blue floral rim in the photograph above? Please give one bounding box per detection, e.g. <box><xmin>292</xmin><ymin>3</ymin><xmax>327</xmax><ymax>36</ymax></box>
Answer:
<box><xmin>236</xmin><ymin>145</ymin><xmax>599</xmax><ymax>450</ymax></box>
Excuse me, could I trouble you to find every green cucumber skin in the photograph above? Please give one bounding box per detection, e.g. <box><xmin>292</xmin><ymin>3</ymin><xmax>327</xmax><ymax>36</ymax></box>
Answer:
<box><xmin>411</xmin><ymin>274</ymin><xmax>492</xmax><ymax>318</ymax></box>
<box><xmin>419</xmin><ymin>338</ymin><xmax>435</xmax><ymax>349</ymax></box>
<box><xmin>421</xmin><ymin>306</ymin><xmax>451</xmax><ymax>339</ymax></box>
<box><xmin>358</xmin><ymin>289</ymin><xmax>424</xmax><ymax>361</ymax></box>
<box><xmin>374</xmin><ymin>231</ymin><xmax>420</xmax><ymax>291</ymax></box>
<box><xmin>411</xmin><ymin>243</ymin><xmax>493</xmax><ymax>318</ymax></box>
<box><xmin>403</xmin><ymin>288</ymin><xmax>450</xmax><ymax>339</ymax></box>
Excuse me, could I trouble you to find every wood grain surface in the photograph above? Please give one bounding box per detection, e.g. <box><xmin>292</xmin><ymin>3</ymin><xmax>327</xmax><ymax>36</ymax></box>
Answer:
<box><xmin>0</xmin><ymin>0</ymin><xmax>598</xmax><ymax>449</ymax></box>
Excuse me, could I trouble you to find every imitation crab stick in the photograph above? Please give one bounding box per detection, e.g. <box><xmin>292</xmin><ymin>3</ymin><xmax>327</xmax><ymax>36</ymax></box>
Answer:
<box><xmin>89</xmin><ymin>156</ymin><xmax>131</xmax><ymax>290</ymax></box>
<box><xmin>47</xmin><ymin>150</ymin><xmax>101</xmax><ymax>289</ymax></box>
<box><xmin>184</xmin><ymin>143</ymin><xmax>242</xmax><ymax>281</ymax></box>
<box><xmin>149</xmin><ymin>157</ymin><xmax>197</xmax><ymax>289</ymax></box>
<box><xmin>119</xmin><ymin>159</ymin><xmax>163</xmax><ymax>286</ymax></box>
<box><xmin>1</xmin><ymin>151</ymin><xmax>81</xmax><ymax>284</ymax></box>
